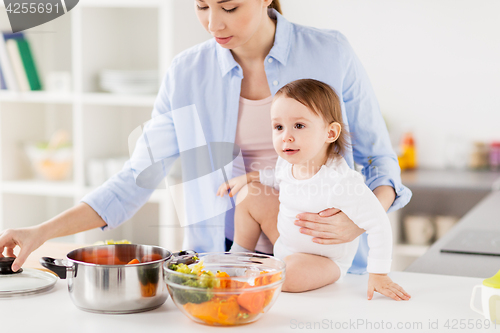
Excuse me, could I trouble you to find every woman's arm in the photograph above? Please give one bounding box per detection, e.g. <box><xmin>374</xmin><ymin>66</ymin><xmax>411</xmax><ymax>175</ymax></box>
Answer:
<box><xmin>0</xmin><ymin>203</ymin><xmax>106</xmax><ymax>271</ymax></box>
<box><xmin>373</xmin><ymin>185</ymin><xmax>396</xmax><ymax>212</ymax></box>
<box><xmin>39</xmin><ymin>202</ymin><xmax>107</xmax><ymax>240</ymax></box>
<box><xmin>294</xmin><ymin>185</ymin><xmax>395</xmax><ymax>245</ymax></box>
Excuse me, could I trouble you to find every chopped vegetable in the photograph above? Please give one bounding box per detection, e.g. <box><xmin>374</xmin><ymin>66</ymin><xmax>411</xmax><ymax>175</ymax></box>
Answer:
<box><xmin>169</xmin><ymin>261</ymin><xmax>282</xmax><ymax>325</ymax></box>
<box><xmin>183</xmin><ymin>296</ymin><xmax>240</xmax><ymax>325</ymax></box>
<box><xmin>127</xmin><ymin>259</ymin><xmax>140</xmax><ymax>265</ymax></box>
<box><xmin>92</xmin><ymin>239</ymin><xmax>131</xmax><ymax>246</ymax></box>
<box><xmin>215</xmin><ymin>271</ymin><xmax>231</xmax><ymax>289</ymax></box>
<box><xmin>168</xmin><ymin>262</ymin><xmax>215</xmax><ymax>304</ymax></box>
<box><xmin>140</xmin><ymin>254</ymin><xmax>163</xmax><ymax>263</ymax></box>
<box><xmin>237</xmin><ymin>290</ymin><xmax>265</xmax><ymax>314</ymax></box>
<box><xmin>140</xmin><ymin>282</ymin><xmax>157</xmax><ymax>297</ymax></box>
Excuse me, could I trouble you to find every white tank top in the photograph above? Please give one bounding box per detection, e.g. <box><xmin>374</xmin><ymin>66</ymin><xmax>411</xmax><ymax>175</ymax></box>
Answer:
<box><xmin>231</xmin><ymin>95</ymin><xmax>277</xmax><ymax>254</ymax></box>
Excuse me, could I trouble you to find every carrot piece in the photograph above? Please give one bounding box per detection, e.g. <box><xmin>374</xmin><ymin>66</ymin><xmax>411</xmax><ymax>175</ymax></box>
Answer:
<box><xmin>94</xmin><ymin>256</ymin><xmax>116</xmax><ymax>265</ymax></box>
<box><xmin>140</xmin><ymin>282</ymin><xmax>157</xmax><ymax>297</ymax></box>
<box><xmin>184</xmin><ymin>296</ymin><xmax>240</xmax><ymax>325</ymax></box>
<box><xmin>127</xmin><ymin>259</ymin><xmax>140</xmax><ymax>265</ymax></box>
<box><xmin>140</xmin><ymin>254</ymin><xmax>163</xmax><ymax>263</ymax></box>
<box><xmin>215</xmin><ymin>271</ymin><xmax>231</xmax><ymax>289</ymax></box>
<box><xmin>237</xmin><ymin>291</ymin><xmax>265</xmax><ymax>314</ymax></box>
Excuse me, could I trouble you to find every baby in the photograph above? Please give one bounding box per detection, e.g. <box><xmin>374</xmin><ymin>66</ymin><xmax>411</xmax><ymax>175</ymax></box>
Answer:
<box><xmin>217</xmin><ymin>79</ymin><xmax>410</xmax><ymax>301</ymax></box>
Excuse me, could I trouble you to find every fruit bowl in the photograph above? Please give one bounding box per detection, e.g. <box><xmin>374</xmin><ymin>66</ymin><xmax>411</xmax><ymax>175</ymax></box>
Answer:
<box><xmin>164</xmin><ymin>252</ymin><xmax>285</xmax><ymax>326</ymax></box>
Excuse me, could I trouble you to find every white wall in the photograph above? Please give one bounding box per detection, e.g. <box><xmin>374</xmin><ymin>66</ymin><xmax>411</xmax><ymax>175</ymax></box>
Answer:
<box><xmin>171</xmin><ymin>1</ymin><xmax>499</xmax><ymax>169</ymax></box>
<box><xmin>281</xmin><ymin>0</ymin><xmax>500</xmax><ymax>168</ymax></box>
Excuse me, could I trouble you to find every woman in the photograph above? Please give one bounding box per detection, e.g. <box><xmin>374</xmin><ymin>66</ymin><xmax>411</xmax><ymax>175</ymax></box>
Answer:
<box><xmin>0</xmin><ymin>0</ymin><xmax>411</xmax><ymax>275</ymax></box>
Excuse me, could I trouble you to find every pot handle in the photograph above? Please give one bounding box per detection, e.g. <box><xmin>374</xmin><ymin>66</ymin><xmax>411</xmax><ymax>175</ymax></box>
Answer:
<box><xmin>40</xmin><ymin>257</ymin><xmax>71</xmax><ymax>279</ymax></box>
<box><xmin>170</xmin><ymin>250</ymin><xmax>198</xmax><ymax>265</ymax></box>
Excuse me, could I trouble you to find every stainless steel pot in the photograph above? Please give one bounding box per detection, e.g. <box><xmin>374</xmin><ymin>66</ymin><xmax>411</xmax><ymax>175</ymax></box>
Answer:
<box><xmin>40</xmin><ymin>244</ymin><xmax>172</xmax><ymax>314</ymax></box>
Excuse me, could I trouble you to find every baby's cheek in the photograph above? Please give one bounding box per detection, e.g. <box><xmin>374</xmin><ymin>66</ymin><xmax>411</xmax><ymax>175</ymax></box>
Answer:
<box><xmin>272</xmin><ymin>139</ymin><xmax>281</xmax><ymax>154</ymax></box>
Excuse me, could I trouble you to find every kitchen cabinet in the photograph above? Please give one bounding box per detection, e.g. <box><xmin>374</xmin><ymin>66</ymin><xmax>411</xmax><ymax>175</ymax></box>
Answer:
<box><xmin>0</xmin><ymin>1</ymin><xmax>209</xmax><ymax>249</ymax></box>
<box><xmin>407</xmin><ymin>190</ymin><xmax>500</xmax><ymax>278</ymax></box>
<box><xmin>392</xmin><ymin>169</ymin><xmax>500</xmax><ymax>269</ymax></box>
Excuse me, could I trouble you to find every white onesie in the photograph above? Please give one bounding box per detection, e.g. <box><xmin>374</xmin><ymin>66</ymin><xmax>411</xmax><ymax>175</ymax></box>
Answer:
<box><xmin>259</xmin><ymin>156</ymin><xmax>393</xmax><ymax>278</ymax></box>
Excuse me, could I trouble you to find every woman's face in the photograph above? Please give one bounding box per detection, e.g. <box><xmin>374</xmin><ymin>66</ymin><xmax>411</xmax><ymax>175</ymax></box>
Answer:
<box><xmin>195</xmin><ymin>0</ymin><xmax>271</xmax><ymax>49</ymax></box>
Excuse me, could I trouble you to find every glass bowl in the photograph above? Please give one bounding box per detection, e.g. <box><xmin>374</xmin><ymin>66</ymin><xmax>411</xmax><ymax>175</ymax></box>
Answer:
<box><xmin>164</xmin><ymin>252</ymin><xmax>285</xmax><ymax>326</ymax></box>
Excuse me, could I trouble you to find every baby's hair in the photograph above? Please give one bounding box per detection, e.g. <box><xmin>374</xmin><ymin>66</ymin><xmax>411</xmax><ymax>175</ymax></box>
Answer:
<box><xmin>274</xmin><ymin>79</ymin><xmax>350</xmax><ymax>159</ymax></box>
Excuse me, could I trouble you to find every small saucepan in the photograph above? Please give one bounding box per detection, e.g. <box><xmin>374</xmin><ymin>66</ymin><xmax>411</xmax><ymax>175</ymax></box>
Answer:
<box><xmin>40</xmin><ymin>244</ymin><xmax>172</xmax><ymax>314</ymax></box>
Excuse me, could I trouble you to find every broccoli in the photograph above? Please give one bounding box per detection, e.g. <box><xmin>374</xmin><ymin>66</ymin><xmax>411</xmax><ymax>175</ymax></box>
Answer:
<box><xmin>168</xmin><ymin>262</ymin><xmax>215</xmax><ymax>304</ymax></box>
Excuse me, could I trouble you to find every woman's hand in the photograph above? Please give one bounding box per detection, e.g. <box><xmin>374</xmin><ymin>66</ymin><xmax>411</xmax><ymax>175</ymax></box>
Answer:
<box><xmin>367</xmin><ymin>273</ymin><xmax>411</xmax><ymax>301</ymax></box>
<box><xmin>0</xmin><ymin>226</ymin><xmax>45</xmax><ymax>272</ymax></box>
<box><xmin>294</xmin><ymin>208</ymin><xmax>365</xmax><ymax>244</ymax></box>
<box><xmin>216</xmin><ymin>172</ymin><xmax>259</xmax><ymax>198</ymax></box>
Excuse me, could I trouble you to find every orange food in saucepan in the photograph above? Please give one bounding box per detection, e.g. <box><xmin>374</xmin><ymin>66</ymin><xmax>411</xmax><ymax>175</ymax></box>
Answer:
<box><xmin>141</xmin><ymin>254</ymin><xmax>163</xmax><ymax>263</ymax></box>
<box><xmin>127</xmin><ymin>259</ymin><xmax>140</xmax><ymax>265</ymax></box>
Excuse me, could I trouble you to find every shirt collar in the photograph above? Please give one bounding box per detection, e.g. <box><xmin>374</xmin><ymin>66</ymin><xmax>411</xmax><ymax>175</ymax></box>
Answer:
<box><xmin>216</xmin><ymin>8</ymin><xmax>292</xmax><ymax>77</ymax></box>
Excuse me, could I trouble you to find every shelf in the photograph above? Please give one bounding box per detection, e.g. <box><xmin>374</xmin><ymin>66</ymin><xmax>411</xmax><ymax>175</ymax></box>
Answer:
<box><xmin>401</xmin><ymin>168</ymin><xmax>500</xmax><ymax>191</ymax></box>
<box><xmin>0</xmin><ymin>0</ymin><xmax>194</xmax><ymax>249</ymax></box>
<box><xmin>82</xmin><ymin>93</ymin><xmax>157</xmax><ymax>107</ymax></box>
<box><xmin>1</xmin><ymin>181</ymin><xmax>166</xmax><ymax>201</ymax></box>
<box><xmin>2</xmin><ymin>180</ymin><xmax>77</xmax><ymax>197</ymax></box>
<box><xmin>0</xmin><ymin>0</ymin><xmax>164</xmax><ymax>8</ymax></box>
<box><xmin>79</xmin><ymin>0</ymin><xmax>164</xmax><ymax>8</ymax></box>
<box><xmin>394</xmin><ymin>244</ymin><xmax>430</xmax><ymax>257</ymax></box>
<box><xmin>0</xmin><ymin>91</ymin><xmax>157</xmax><ymax>107</ymax></box>
<box><xmin>0</xmin><ymin>91</ymin><xmax>74</xmax><ymax>104</ymax></box>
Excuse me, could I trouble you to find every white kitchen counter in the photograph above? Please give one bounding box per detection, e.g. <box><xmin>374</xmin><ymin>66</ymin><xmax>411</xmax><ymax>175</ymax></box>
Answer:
<box><xmin>2</xmin><ymin>271</ymin><xmax>499</xmax><ymax>333</ymax></box>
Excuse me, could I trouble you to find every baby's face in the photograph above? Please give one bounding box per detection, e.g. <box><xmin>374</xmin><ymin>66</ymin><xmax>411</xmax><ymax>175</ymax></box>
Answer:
<box><xmin>271</xmin><ymin>96</ymin><xmax>331</xmax><ymax>166</ymax></box>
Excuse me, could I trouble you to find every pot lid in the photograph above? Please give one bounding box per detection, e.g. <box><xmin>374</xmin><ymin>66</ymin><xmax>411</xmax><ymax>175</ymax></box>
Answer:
<box><xmin>0</xmin><ymin>257</ymin><xmax>57</xmax><ymax>297</ymax></box>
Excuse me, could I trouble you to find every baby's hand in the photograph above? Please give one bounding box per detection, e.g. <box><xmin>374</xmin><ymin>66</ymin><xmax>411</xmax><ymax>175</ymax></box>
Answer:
<box><xmin>367</xmin><ymin>273</ymin><xmax>411</xmax><ymax>301</ymax></box>
<box><xmin>216</xmin><ymin>174</ymin><xmax>249</xmax><ymax>198</ymax></box>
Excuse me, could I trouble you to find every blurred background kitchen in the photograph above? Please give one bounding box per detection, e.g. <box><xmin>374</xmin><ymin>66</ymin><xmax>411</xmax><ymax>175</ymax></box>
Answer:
<box><xmin>0</xmin><ymin>0</ymin><xmax>498</xmax><ymax>271</ymax></box>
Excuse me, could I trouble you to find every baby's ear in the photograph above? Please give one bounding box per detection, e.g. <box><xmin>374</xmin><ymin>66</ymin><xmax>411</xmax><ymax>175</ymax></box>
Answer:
<box><xmin>327</xmin><ymin>122</ymin><xmax>342</xmax><ymax>142</ymax></box>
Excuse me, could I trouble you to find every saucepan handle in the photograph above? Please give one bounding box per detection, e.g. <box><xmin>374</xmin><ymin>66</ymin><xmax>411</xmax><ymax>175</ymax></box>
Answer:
<box><xmin>40</xmin><ymin>257</ymin><xmax>73</xmax><ymax>279</ymax></box>
<box><xmin>170</xmin><ymin>250</ymin><xmax>198</xmax><ymax>265</ymax></box>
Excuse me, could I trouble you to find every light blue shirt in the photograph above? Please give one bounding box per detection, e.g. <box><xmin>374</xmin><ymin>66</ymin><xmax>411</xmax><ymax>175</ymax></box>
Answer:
<box><xmin>82</xmin><ymin>9</ymin><xmax>411</xmax><ymax>274</ymax></box>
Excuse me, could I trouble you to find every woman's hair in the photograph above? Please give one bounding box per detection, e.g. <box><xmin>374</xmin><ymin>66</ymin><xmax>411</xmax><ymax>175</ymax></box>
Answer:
<box><xmin>268</xmin><ymin>0</ymin><xmax>282</xmax><ymax>14</ymax></box>
<box><xmin>274</xmin><ymin>79</ymin><xmax>350</xmax><ymax>159</ymax></box>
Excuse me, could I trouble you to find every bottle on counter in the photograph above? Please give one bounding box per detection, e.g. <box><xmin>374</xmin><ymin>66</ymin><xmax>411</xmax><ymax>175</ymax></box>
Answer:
<box><xmin>398</xmin><ymin>132</ymin><xmax>417</xmax><ymax>171</ymax></box>
<box><xmin>490</xmin><ymin>141</ymin><xmax>500</xmax><ymax>171</ymax></box>
<box><xmin>469</xmin><ymin>141</ymin><xmax>489</xmax><ymax>170</ymax></box>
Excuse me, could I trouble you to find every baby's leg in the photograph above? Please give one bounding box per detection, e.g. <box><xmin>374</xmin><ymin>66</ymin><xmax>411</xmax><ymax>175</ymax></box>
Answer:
<box><xmin>232</xmin><ymin>182</ymin><xmax>280</xmax><ymax>251</ymax></box>
<box><xmin>281</xmin><ymin>253</ymin><xmax>341</xmax><ymax>292</ymax></box>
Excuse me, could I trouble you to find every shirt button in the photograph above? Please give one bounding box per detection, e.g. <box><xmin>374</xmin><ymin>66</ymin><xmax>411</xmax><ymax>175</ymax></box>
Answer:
<box><xmin>273</xmin><ymin>80</ymin><xmax>279</xmax><ymax>86</ymax></box>
<box><xmin>268</xmin><ymin>58</ymin><xmax>273</xmax><ymax>63</ymax></box>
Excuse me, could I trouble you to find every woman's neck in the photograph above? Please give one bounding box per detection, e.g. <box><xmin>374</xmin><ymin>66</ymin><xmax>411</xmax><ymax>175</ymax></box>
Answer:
<box><xmin>231</xmin><ymin>13</ymin><xmax>276</xmax><ymax>65</ymax></box>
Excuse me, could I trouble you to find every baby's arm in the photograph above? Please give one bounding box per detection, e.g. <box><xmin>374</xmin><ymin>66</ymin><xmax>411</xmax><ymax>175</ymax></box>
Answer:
<box><xmin>216</xmin><ymin>159</ymin><xmax>283</xmax><ymax>198</ymax></box>
<box><xmin>216</xmin><ymin>171</ymin><xmax>260</xmax><ymax>197</ymax></box>
<box><xmin>329</xmin><ymin>172</ymin><xmax>410</xmax><ymax>301</ymax></box>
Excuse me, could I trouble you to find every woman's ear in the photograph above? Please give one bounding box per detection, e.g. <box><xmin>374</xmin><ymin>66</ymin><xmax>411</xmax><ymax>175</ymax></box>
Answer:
<box><xmin>327</xmin><ymin>122</ymin><xmax>341</xmax><ymax>143</ymax></box>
